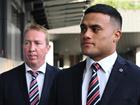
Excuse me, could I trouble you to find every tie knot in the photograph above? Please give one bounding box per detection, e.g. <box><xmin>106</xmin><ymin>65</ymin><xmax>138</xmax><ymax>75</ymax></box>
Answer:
<box><xmin>92</xmin><ymin>63</ymin><xmax>102</xmax><ymax>71</ymax></box>
<box><xmin>28</xmin><ymin>71</ymin><xmax>39</xmax><ymax>79</ymax></box>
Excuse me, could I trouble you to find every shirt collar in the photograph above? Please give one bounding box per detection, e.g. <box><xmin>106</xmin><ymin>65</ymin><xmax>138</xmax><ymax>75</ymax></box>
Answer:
<box><xmin>25</xmin><ymin>63</ymin><xmax>47</xmax><ymax>74</ymax></box>
<box><xmin>86</xmin><ymin>51</ymin><xmax>117</xmax><ymax>73</ymax></box>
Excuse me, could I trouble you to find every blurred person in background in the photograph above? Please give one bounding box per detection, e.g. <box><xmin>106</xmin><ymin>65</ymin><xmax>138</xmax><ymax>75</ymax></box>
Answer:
<box><xmin>0</xmin><ymin>24</ymin><xmax>59</xmax><ymax>105</ymax></box>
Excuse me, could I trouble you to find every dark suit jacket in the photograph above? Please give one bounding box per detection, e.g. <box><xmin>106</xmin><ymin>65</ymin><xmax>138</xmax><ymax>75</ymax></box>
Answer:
<box><xmin>0</xmin><ymin>63</ymin><xmax>59</xmax><ymax>105</ymax></box>
<box><xmin>48</xmin><ymin>56</ymin><xmax>140</xmax><ymax>105</ymax></box>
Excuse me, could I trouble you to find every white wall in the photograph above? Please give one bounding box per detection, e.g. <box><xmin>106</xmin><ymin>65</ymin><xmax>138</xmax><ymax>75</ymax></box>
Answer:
<box><xmin>45</xmin><ymin>41</ymin><xmax>54</xmax><ymax>66</ymax></box>
<box><xmin>136</xmin><ymin>47</ymin><xmax>140</xmax><ymax>67</ymax></box>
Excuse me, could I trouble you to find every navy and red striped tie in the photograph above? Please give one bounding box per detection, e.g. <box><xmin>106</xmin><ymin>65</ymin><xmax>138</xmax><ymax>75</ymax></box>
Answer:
<box><xmin>29</xmin><ymin>71</ymin><xmax>39</xmax><ymax>105</ymax></box>
<box><xmin>86</xmin><ymin>63</ymin><xmax>101</xmax><ymax>105</ymax></box>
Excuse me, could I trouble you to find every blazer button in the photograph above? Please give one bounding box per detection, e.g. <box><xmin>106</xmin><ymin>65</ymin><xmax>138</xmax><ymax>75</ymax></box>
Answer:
<box><xmin>119</xmin><ymin>68</ymin><xmax>123</xmax><ymax>72</ymax></box>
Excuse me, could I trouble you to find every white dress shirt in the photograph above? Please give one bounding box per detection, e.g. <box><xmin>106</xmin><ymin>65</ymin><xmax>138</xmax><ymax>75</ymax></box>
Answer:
<box><xmin>82</xmin><ymin>52</ymin><xmax>117</xmax><ymax>105</ymax></box>
<box><xmin>25</xmin><ymin>63</ymin><xmax>47</xmax><ymax>99</ymax></box>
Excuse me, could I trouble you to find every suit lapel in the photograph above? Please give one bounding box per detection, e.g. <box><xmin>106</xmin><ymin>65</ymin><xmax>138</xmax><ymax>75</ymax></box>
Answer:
<box><xmin>72</xmin><ymin>61</ymin><xmax>86</xmax><ymax>105</ymax></box>
<box><xmin>100</xmin><ymin>56</ymin><xmax>126</xmax><ymax>105</ymax></box>
<box><xmin>39</xmin><ymin>64</ymin><xmax>54</xmax><ymax>105</ymax></box>
<box><xmin>18</xmin><ymin>63</ymin><xmax>30</xmax><ymax>105</ymax></box>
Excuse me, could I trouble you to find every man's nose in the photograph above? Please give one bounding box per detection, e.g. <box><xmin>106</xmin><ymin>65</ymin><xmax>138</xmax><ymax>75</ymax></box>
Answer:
<box><xmin>29</xmin><ymin>43</ymin><xmax>35</xmax><ymax>52</ymax></box>
<box><xmin>83</xmin><ymin>28</ymin><xmax>92</xmax><ymax>38</ymax></box>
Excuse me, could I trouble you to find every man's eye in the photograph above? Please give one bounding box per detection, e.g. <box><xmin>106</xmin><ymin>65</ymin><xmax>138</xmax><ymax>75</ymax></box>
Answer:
<box><xmin>80</xmin><ymin>24</ymin><xmax>87</xmax><ymax>33</ymax></box>
<box><xmin>92</xmin><ymin>28</ymin><xmax>99</xmax><ymax>33</ymax></box>
<box><xmin>91</xmin><ymin>27</ymin><xmax>101</xmax><ymax>33</ymax></box>
<box><xmin>35</xmin><ymin>42</ymin><xmax>42</xmax><ymax>45</ymax></box>
<box><xmin>24</xmin><ymin>41</ymin><xmax>29</xmax><ymax>45</ymax></box>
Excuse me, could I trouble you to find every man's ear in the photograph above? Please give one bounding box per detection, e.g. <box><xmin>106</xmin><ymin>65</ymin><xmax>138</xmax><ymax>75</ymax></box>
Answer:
<box><xmin>113</xmin><ymin>30</ymin><xmax>122</xmax><ymax>43</ymax></box>
<box><xmin>46</xmin><ymin>45</ymin><xmax>51</xmax><ymax>54</ymax></box>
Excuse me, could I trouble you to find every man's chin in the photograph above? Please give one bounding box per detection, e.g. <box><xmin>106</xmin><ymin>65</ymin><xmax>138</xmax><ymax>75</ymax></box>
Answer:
<box><xmin>28</xmin><ymin>61</ymin><xmax>38</xmax><ymax>66</ymax></box>
<box><xmin>82</xmin><ymin>50</ymin><xmax>98</xmax><ymax>57</ymax></box>
<box><xmin>83</xmin><ymin>50</ymin><xmax>92</xmax><ymax>56</ymax></box>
